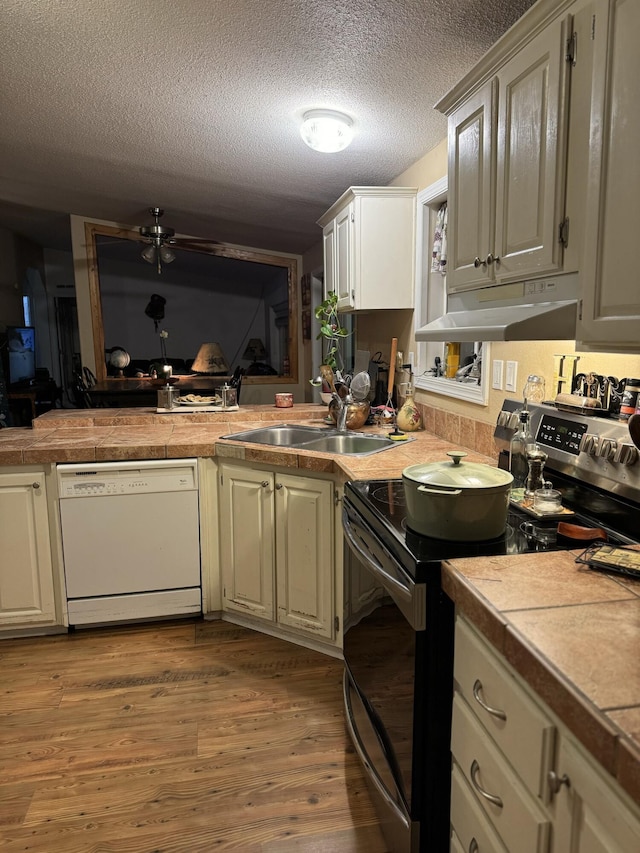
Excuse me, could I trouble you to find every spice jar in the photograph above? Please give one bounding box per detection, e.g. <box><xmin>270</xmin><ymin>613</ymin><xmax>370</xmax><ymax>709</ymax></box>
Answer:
<box><xmin>620</xmin><ymin>378</ymin><xmax>640</xmax><ymax>420</ymax></box>
<box><xmin>522</xmin><ymin>374</ymin><xmax>546</xmax><ymax>404</ymax></box>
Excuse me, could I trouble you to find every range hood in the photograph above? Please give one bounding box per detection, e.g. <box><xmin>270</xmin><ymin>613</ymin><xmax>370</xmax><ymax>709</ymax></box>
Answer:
<box><xmin>415</xmin><ymin>274</ymin><xmax>579</xmax><ymax>342</ymax></box>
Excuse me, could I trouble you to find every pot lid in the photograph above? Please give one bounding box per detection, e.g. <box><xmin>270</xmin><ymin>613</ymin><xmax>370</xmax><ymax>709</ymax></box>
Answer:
<box><xmin>403</xmin><ymin>451</ymin><xmax>513</xmax><ymax>490</ymax></box>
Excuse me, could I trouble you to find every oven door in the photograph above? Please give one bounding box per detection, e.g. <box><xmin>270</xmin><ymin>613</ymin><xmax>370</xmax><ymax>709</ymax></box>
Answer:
<box><xmin>342</xmin><ymin>500</ymin><xmax>426</xmax><ymax>852</ymax></box>
<box><xmin>342</xmin><ymin>498</ymin><xmax>453</xmax><ymax>853</ymax></box>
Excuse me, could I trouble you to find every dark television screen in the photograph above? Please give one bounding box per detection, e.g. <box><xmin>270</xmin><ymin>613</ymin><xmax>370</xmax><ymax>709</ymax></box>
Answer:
<box><xmin>7</xmin><ymin>326</ymin><xmax>36</xmax><ymax>385</ymax></box>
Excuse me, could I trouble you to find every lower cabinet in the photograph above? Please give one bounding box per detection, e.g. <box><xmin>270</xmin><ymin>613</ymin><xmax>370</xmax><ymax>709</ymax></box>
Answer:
<box><xmin>0</xmin><ymin>468</ymin><xmax>58</xmax><ymax>628</ymax></box>
<box><xmin>218</xmin><ymin>462</ymin><xmax>337</xmax><ymax>645</ymax></box>
<box><xmin>451</xmin><ymin>614</ymin><xmax>640</xmax><ymax>852</ymax></box>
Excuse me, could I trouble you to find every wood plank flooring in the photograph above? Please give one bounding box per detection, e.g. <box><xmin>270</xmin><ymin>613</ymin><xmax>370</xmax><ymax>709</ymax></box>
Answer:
<box><xmin>0</xmin><ymin>619</ymin><xmax>389</xmax><ymax>852</ymax></box>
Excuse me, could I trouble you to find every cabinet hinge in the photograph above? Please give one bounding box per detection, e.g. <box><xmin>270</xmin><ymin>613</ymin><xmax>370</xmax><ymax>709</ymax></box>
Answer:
<box><xmin>566</xmin><ymin>32</ymin><xmax>577</xmax><ymax>65</ymax></box>
<box><xmin>334</xmin><ymin>490</ymin><xmax>342</xmax><ymax>506</ymax></box>
<box><xmin>334</xmin><ymin>616</ymin><xmax>340</xmax><ymax>633</ymax></box>
<box><xmin>591</xmin><ymin>14</ymin><xmax>596</xmax><ymax>41</ymax></box>
<box><xmin>220</xmin><ymin>472</ymin><xmax>224</xmax><ymax>485</ymax></box>
<box><xmin>558</xmin><ymin>217</ymin><xmax>570</xmax><ymax>248</ymax></box>
<box><xmin>350</xmin><ymin>211</ymin><xmax>355</xmax><ymax>223</ymax></box>
<box><xmin>578</xmin><ymin>299</ymin><xmax>583</xmax><ymax>321</ymax></box>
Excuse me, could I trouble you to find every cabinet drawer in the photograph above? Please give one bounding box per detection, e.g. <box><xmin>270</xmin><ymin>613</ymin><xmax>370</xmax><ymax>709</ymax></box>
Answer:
<box><xmin>452</xmin><ymin>693</ymin><xmax>550</xmax><ymax>853</ymax></box>
<box><xmin>454</xmin><ymin>616</ymin><xmax>555</xmax><ymax>799</ymax></box>
<box><xmin>451</xmin><ymin>762</ymin><xmax>508</xmax><ymax>853</ymax></box>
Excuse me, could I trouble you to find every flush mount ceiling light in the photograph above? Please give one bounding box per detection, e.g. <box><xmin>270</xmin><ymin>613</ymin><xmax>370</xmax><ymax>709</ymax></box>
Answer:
<box><xmin>300</xmin><ymin>109</ymin><xmax>354</xmax><ymax>153</ymax></box>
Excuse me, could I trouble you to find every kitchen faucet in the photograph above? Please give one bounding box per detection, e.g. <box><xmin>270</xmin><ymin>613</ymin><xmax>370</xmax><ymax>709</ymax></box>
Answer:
<box><xmin>332</xmin><ymin>390</ymin><xmax>353</xmax><ymax>433</ymax></box>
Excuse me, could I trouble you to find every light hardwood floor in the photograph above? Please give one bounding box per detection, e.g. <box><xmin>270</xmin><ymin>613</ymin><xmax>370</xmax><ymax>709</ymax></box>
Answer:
<box><xmin>0</xmin><ymin>619</ymin><xmax>389</xmax><ymax>852</ymax></box>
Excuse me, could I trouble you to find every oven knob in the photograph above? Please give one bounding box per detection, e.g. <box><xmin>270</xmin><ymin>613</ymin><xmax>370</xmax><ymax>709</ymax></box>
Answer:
<box><xmin>579</xmin><ymin>433</ymin><xmax>599</xmax><ymax>456</ymax></box>
<box><xmin>597</xmin><ymin>437</ymin><xmax>617</xmax><ymax>460</ymax></box>
<box><xmin>614</xmin><ymin>442</ymin><xmax>638</xmax><ymax>465</ymax></box>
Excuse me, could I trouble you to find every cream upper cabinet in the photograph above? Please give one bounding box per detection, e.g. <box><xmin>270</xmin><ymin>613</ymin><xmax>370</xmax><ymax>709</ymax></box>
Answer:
<box><xmin>317</xmin><ymin>186</ymin><xmax>417</xmax><ymax>311</ymax></box>
<box><xmin>0</xmin><ymin>469</ymin><xmax>57</xmax><ymax>628</ymax></box>
<box><xmin>576</xmin><ymin>0</ymin><xmax>640</xmax><ymax>350</ymax></box>
<box><xmin>445</xmin><ymin>12</ymin><xmax>570</xmax><ymax>294</ymax></box>
<box><xmin>219</xmin><ymin>462</ymin><xmax>337</xmax><ymax>644</ymax></box>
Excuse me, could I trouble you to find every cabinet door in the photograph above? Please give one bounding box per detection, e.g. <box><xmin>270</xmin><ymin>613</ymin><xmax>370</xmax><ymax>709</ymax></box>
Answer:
<box><xmin>577</xmin><ymin>0</ymin><xmax>640</xmax><ymax>349</ymax></box>
<box><xmin>275</xmin><ymin>474</ymin><xmax>334</xmax><ymax>639</ymax></box>
<box><xmin>494</xmin><ymin>14</ymin><xmax>568</xmax><ymax>280</ymax></box>
<box><xmin>552</xmin><ymin>735</ymin><xmax>640</xmax><ymax>852</ymax></box>
<box><xmin>322</xmin><ymin>218</ymin><xmax>336</xmax><ymax>301</ymax></box>
<box><xmin>447</xmin><ymin>80</ymin><xmax>496</xmax><ymax>292</ymax></box>
<box><xmin>0</xmin><ymin>471</ymin><xmax>56</xmax><ymax>626</ymax></box>
<box><xmin>335</xmin><ymin>202</ymin><xmax>354</xmax><ymax>310</ymax></box>
<box><xmin>219</xmin><ymin>464</ymin><xmax>274</xmax><ymax>621</ymax></box>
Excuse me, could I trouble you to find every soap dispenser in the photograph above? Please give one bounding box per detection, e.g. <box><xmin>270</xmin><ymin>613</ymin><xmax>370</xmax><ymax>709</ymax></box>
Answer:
<box><xmin>396</xmin><ymin>366</ymin><xmax>423</xmax><ymax>432</ymax></box>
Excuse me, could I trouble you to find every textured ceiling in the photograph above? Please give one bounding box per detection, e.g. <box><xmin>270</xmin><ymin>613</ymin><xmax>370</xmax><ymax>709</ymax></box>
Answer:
<box><xmin>0</xmin><ymin>0</ymin><xmax>536</xmax><ymax>255</ymax></box>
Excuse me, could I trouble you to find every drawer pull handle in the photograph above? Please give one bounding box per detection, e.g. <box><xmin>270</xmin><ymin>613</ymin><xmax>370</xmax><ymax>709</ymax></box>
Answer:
<box><xmin>548</xmin><ymin>770</ymin><xmax>570</xmax><ymax>795</ymax></box>
<box><xmin>472</xmin><ymin>679</ymin><xmax>507</xmax><ymax>721</ymax></box>
<box><xmin>469</xmin><ymin>840</ymin><xmax>479</xmax><ymax>853</ymax></box>
<box><xmin>32</xmin><ymin>482</ymin><xmax>41</xmax><ymax>489</ymax></box>
<box><xmin>470</xmin><ymin>759</ymin><xmax>503</xmax><ymax>808</ymax></box>
<box><xmin>261</xmin><ymin>481</ymin><xmax>270</xmax><ymax>488</ymax></box>
<box><xmin>473</xmin><ymin>256</ymin><xmax>487</xmax><ymax>269</ymax></box>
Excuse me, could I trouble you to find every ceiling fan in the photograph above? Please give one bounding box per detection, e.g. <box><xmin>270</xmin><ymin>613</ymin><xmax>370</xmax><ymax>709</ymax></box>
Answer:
<box><xmin>136</xmin><ymin>207</ymin><xmax>220</xmax><ymax>274</ymax></box>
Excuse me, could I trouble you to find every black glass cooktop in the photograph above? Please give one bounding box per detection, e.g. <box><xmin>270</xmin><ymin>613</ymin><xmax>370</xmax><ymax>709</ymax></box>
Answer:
<box><xmin>344</xmin><ymin>479</ymin><xmax>584</xmax><ymax>575</ymax></box>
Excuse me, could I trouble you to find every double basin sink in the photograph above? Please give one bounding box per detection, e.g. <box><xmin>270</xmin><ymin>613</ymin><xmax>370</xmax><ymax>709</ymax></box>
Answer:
<box><xmin>221</xmin><ymin>424</ymin><xmax>411</xmax><ymax>457</ymax></box>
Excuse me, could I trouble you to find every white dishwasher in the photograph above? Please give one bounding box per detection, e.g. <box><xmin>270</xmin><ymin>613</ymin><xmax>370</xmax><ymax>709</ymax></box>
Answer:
<box><xmin>57</xmin><ymin>459</ymin><xmax>201</xmax><ymax>626</ymax></box>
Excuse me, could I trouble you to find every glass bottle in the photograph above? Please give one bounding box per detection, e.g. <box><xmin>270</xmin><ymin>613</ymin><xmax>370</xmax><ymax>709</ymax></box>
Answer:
<box><xmin>509</xmin><ymin>408</ymin><xmax>534</xmax><ymax>492</ymax></box>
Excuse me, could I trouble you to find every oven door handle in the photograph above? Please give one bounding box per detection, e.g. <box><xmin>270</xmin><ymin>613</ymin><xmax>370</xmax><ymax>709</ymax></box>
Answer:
<box><xmin>343</xmin><ymin>670</ymin><xmax>411</xmax><ymax>831</ymax></box>
<box><xmin>342</xmin><ymin>509</ymin><xmax>412</xmax><ymax>602</ymax></box>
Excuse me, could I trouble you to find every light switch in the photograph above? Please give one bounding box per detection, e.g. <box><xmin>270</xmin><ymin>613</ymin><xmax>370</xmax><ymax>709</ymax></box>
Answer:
<box><xmin>506</xmin><ymin>360</ymin><xmax>518</xmax><ymax>393</ymax></box>
<box><xmin>492</xmin><ymin>360</ymin><xmax>504</xmax><ymax>390</ymax></box>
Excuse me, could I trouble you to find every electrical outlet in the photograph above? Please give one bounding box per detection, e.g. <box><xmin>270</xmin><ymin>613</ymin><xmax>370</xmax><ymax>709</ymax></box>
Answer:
<box><xmin>408</xmin><ymin>351</ymin><xmax>414</xmax><ymax>370</ymax></box>
<box><xmin>492</xmin><ymin>360</ymin><xmax>504</xmax><ymax>390</ymax></box>
<box><xmin>505</xmin><ymin>360</ymin><xmax>518</xmax><ymax>393</ymax></box>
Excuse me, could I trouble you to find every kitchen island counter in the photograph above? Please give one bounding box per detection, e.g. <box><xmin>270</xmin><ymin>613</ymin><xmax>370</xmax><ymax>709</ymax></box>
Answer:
<box><xmin>444</xmin><ymin>550</ymin><xmax>640</xmax><ymax>808</ymax></box>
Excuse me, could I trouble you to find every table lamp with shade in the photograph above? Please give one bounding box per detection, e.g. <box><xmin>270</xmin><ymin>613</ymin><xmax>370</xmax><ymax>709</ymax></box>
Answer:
<box><xmin>191</xmin><ymin>343</ymin><xmax>230</xmax><ymax>375</ymax></box>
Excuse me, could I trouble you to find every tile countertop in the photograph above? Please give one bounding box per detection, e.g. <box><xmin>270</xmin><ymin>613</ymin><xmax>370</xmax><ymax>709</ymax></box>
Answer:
<box><xmin>0</xmin><ymin>404</ymin><xmax>493</xmax><ymax>473</ymax></box>
<box><xmin>4</xmin><ymin>405</ymin><xmax>640</xmax><ymax>807</ymax></box>
<box><xmin>443</xmin><ymin>551</ymin><xmax>640</xmax><ymax>808</ymax></box>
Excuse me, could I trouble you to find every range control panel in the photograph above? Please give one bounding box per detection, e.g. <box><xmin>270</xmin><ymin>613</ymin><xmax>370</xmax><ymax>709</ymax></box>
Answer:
<box><xmin>536</xmin><ymin>414</ymin><xmax>587</xmax><ymax>456</ymax></box>
<box><xmin>495</xmin><ymin>400</ymin><xmax>640</xmax><ymax>502</ymax></box>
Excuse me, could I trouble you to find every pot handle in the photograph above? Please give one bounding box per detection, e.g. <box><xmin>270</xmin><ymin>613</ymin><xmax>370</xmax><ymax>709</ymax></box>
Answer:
<box><xmin>417</xmin><ymin>485</ymin><xmax>462</xmax><ymax>496</ymax></box>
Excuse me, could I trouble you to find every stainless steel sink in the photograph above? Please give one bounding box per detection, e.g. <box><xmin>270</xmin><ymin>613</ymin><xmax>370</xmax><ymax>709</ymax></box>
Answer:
<box><xmin>220</xmin><ymin>424</ymin><xmax>329</xmax><ymax>447</ymax></box>
<box><xmin>220</xmin><ymin>424</ymin><xmax>411</xmax><ymax>456</ymax></box>
<box><xmin>300</xmin><ymin>433</ymin><xmax>400</xmax><ymax>456</ymax></box>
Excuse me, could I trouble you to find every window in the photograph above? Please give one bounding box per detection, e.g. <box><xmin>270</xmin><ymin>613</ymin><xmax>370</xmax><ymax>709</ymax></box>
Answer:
<box><xmin>414</xmin><ymin>178</ymin><xmax>489</xmax><ymax>405</ymax></box>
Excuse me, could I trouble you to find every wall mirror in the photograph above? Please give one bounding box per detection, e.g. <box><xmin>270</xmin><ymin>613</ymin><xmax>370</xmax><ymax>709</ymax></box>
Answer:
<box><xmin>413</xmin><ymin>178</ymin><xmax>489</xmax><ymax>405</ymax></box>
<box><xmin>85</xmin><ymin>222</ymin><xmax>298</xmax><ymax>383</ymax></box>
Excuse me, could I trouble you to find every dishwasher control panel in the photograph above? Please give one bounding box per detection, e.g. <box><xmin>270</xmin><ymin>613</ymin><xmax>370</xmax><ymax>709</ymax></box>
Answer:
<box><xmin>57</xmin><ymin>460</ymin><xmax>198</xmax><ymax>497</ymax></box>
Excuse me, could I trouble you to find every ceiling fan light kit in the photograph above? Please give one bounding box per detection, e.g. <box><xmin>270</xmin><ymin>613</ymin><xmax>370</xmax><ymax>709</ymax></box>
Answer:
<box><xmin>300</xmin><ymin>109</ymin><xmax>354</xmax><ymax>153</ymax></box>
<box><xmin>137</xmin><ymin>207</ymin><xmax>217</xmax><ymax>274</ymax></box>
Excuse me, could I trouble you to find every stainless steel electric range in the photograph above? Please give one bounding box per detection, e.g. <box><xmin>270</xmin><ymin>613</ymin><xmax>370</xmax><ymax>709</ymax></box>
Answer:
<box><xmin>342</xmin><ymin>400</ymin><xmax>640</xmax><ymax>853</ymax></box>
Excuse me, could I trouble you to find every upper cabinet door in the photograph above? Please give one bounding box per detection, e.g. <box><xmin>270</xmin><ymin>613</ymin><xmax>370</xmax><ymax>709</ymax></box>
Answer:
<box><xmin>577</xmin><ymin>0</ymin><xmax>640</xmax><ymax>350</ymax></box>
<box><xmin>447</xmin><ymin>80</ymin><xmax>496</xmax><ymax>292</ymax></box>
<box><xmin>335</xmin><ymin>202</ymin><xmax>354</xmax><ymax>310</ymax></box>
<box><xmin>444</xmin><ymin>8</ymin><xmax>571</xmax><ymax>295</ymax></box>
<box><xmin>494</xmin><ymin>15</ymin><xmax>569</xmax><ymax>280</ymax></box>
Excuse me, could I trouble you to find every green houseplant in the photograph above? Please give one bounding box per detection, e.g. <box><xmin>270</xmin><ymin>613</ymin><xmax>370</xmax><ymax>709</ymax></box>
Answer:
<box><xmin>314</xmin><ymin>291</ymin><xmax>350</xmax><ymax>372</ymax></box>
